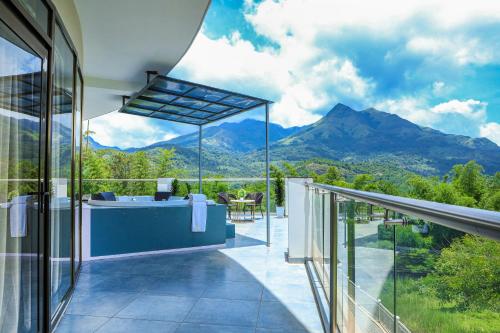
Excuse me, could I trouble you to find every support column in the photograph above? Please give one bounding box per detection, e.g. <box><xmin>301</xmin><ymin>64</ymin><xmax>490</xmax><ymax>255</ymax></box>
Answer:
<box><xmin>199</xmin><ymin>125</ymin><xmax>202</xmax><ymax>194</ymax></box>
<box><xmin>265</xmin><ymin>103</ymin><xmax>271</xmax><ymax>247</ymax></box>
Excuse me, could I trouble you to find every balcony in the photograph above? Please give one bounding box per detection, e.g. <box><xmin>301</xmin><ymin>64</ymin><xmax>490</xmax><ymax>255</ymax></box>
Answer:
<box><xmin>56</xmin><ymin>214</ymin><xmax>324</xmax><ymax>333</ymax></box>
<box><xmin>287</xmin><ymin>179</ymin><xmax>500</xmax><ymax>333</ymax></box>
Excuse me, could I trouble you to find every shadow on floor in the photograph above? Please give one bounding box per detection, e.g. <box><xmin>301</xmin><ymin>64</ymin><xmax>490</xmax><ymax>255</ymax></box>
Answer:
<box><xmin>56</xmin><ymin>219</ymin><xmax>323</xmax><ymax>333</ymax></box>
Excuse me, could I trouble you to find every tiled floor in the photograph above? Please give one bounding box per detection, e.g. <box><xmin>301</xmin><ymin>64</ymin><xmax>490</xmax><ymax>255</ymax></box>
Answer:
<box><xmin>56</xmin><ymin>217</ymin><xmax>323</xmax><ymax>333</ymax></box>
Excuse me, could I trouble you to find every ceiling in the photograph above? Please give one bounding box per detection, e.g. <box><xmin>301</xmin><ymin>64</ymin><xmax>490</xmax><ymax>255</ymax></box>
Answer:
<box><xmin>73</xmin><ymin>0</ymin><xmax>210</xmax><ymax>119</ymax></box>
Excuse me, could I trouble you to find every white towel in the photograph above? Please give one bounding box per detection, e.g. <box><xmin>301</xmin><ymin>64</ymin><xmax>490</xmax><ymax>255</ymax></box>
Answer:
<box><xmin>10</xmin><ymin>195</ymin><xmax>29</xmax><ymax>237</ymax></box>
<box><xmin>189</xmin><ymin>193</ymin><xmax>207</xmax><ymax>203</ymax></box>
<box><xmin>189</xmin><ymin>194</ymin><xmax>207</xmax><ymax>232</ymax></box>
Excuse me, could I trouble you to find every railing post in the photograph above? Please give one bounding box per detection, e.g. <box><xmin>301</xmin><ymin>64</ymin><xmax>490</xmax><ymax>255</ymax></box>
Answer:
<box><xmin>330</xmin><ymin>193</ymin><xmax>338</xmax><ymax>333</ymax></box>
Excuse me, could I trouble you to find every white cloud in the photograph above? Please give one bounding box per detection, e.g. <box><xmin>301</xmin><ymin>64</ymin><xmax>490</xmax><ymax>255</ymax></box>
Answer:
<box><xmin>175</xmin><ymin>27</ymin><xmax>373</xmax><ymax>127</ymax></box>
<box><xmin>480</xmin><ymin>122</ymin><xmax>500</xmax><ymax>145</ymax></box>
<box><xmin>406</xmin><ymin>37</ymin><xmax>494</xmax><ymax>66</ymax></box>
<box><xmin>172</xmin><ymin>0</ymin><xmax>500</xmax><ymax>135</ymax></box>
<box><xmin>376</xmin><ymin>97</ymin><xmax>493</xmax><ymax>139</ymax></box>
<box><xmin>90</xmin><ymin>112</ymin><xmax>179</xmax><ymax>148</ymax></box>
<box><xmin>431</xmin><ymin>99</ymin><xmax>487</xmax><ymax>120</ymax></box>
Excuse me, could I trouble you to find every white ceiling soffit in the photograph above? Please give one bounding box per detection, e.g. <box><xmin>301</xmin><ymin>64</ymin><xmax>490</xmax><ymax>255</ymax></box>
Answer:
<box><xmin>74</xmin><ymin>0</ymin><xmax>210</xmax><ymax>120</ymax></box>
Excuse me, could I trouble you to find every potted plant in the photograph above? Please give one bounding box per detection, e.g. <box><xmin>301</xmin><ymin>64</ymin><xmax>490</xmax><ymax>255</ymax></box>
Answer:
<box><xmin>171</xmin><ymin>178</ymin><xmax>179</xmax><ymax>196</ymax></box>
<box><xmin>273</xmin><ymin>167</ymin><xmax>285</xmax><ymax>218</ymax></box>
<box><xmin>237</xmin><ymin>188</ymin><xmax>247</xmax><ymax>200</ymax></box>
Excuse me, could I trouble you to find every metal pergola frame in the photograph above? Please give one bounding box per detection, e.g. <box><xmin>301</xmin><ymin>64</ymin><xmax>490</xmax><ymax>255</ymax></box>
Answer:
<box><xmin>117</xmin><ymin>74</ymin><xmax>273</xmax><ymax>246</ymax></box>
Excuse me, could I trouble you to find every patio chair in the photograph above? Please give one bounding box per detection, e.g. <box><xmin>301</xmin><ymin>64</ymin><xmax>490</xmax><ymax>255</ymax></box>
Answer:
<box><xmin>244</xmin><ymin>192</ymin><xmax>264</xmax><ymax>219</ymax></box>
<box><xmin>217</xmin><ymin>192</ymin><xmax>235</xmax><ymax>219</ymax></box>
<box><xmin>91</xmin><ymin>192</ymin><xmax>116</xmax><ymax>201</ymax></box>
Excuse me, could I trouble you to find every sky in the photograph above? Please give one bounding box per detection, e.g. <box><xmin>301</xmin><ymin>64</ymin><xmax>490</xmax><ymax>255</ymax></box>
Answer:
<box><xmin>91</xmin><ymin>0</ymin><xmax>500</xmax><ymax>148</ymax></box>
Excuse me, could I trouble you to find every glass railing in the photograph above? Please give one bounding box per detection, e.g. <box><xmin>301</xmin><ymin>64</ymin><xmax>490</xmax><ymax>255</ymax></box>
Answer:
<box><xmin>303</xmin><ymin>184</ymin><xmax>500</xmax><ymax>333</ymax></box>
<box><xmin>82</xmin><ymin>177</ymin><xmax>276</xmax><ymax>211</ymax></box>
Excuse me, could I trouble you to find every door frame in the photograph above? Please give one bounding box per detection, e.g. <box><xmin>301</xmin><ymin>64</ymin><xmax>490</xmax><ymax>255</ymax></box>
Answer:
<box><xmin>0</xmin><ymin>1</ymin><xmax>84</xmax><ymax>331</ymax></box>
<box><xmin>0</xmin><ymin>3</ymin><xmax>50</xmax><ymax>332</ymax></box>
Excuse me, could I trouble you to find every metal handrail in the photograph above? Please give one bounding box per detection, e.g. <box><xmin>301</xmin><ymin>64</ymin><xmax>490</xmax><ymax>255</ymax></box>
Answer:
<box><xmin>309</xmin><ymin>183</ymin><xmax>500</xmax><ymax>241</ymax></box>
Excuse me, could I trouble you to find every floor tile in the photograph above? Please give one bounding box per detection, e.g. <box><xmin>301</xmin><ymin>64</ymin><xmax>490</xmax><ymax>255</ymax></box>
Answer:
<box><xmin>116</xmin><ymin>295</ymin><xmax>196</xmax><ymax>322</ymax></box>
<box><xmin>66</xmin><ymin>291</ymin><xmax>137</xmax><ymax>317</ymax></box>
<box><xmin>202</xmin><ymin>281</ymin><xmax>263</xmax><ymax>301</ymax></box>
<box><xmin>257</xmin><ymin>301</ymin><xmax>322</xmax><ymax>333</ymax></box>
<box><xmin>185</xmin><ymin>298</ymin><xmax>259</xmax><ymax>327</ymax></box>
<box><xmin>144</xmin><ymin>277</ymin><xmax>208</xmax><ymax>297</ymax></box>
<box><xmin>96</xmin><ymin>318</ymin><xmax>178</xmax><ymax>333</ymax></box>
<box><xmin>175</xmin><ymin>323</ymin><xmax>255</xmax><ymax>333</ymax></box>
<box><xmin>56</xmin><ymin>314</ymin><xmax>109</xmax><ymax>333</ymax></box>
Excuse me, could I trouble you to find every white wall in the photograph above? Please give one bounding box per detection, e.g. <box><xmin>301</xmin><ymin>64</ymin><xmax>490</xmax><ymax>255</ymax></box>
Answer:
<box><xmin>286</xmin><ymin>178</ymin><xmax>313</xmax><ymax>262</ymax></box>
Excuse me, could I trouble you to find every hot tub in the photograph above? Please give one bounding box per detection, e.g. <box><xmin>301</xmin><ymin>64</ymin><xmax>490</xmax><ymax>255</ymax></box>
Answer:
<box><xmin>82</xmin><ymin>199</ymin><xmax>227</xmax><ymax>260</ymax></box>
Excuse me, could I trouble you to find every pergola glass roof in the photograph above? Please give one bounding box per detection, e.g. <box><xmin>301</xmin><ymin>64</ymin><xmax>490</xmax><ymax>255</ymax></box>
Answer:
<box><xmin>118</xmin><ymin>75</ymin><xmax>272</xmax><ymax>125</ymax></box>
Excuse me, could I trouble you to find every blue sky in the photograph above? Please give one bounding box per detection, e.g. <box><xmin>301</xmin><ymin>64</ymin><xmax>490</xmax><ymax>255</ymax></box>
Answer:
<box><xmin>92</xmin><ymin>0</ymin><xmax>500</xmax><ymax>148</ymax></box>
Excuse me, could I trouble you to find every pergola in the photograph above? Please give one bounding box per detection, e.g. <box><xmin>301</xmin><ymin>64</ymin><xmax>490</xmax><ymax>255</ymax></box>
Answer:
<box><xmin>118</xmin><ymin>74</ymin><xmax>273</xmax><ymax>246</ymax></box>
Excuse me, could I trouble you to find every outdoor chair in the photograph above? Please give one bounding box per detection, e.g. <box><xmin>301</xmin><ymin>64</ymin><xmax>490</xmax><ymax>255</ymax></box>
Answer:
<box><xmin>91</xmin><ymin>192</ymin><xmax>117</xmax><ymax>201</ymax></box>
<box><xmin>217</xmin><ymin>192</ymin><xmax>235</xmax><ymax>219</ymax></box>
<box><xmin>244</xmin><ymin>192</ymin><xmax>264</xmax><ymax>219</ymax></box>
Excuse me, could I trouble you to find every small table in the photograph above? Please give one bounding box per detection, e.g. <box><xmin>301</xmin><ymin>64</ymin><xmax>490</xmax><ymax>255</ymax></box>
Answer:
<box><xmin>230</xmin><ymin>199</ymin><xmax>255</xmax><ymax>223</ymax></box>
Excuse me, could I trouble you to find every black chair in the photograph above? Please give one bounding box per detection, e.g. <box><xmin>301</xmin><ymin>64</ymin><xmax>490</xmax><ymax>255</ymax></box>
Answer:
<box><xmin>91</xmin><ymin>192</ymin><xmax>116</xmax><ymax>201</ymax></box>
<box><xmin>217</xmin><ymin>192</ymin><xmax>235</xmax><ymax>219</ymax></box>
<box><xmin>244</xmin><ymin>192</ymin><xmax>264</xmax><ymax>219</ymax></box>
<box><xmin>154</xmin><ymin>191</ymin><xmax>171</xmax><ymax>201</ymax></box>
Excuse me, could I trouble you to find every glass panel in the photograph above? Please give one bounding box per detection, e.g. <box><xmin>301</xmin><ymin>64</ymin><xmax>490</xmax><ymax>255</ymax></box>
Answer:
<box><xmin>122</xmin><ymin>106</ymin><xmax>153</xmax><ymax>117</ymax></box>
<box><xmin>395</xmin><ymin>218</ymin><xmax>500</xmax><ymax>333</ymax></box>
<box><xmin>152</xmin><ymin>79</ymin><xmax>194</xmax><ymax>94</ymax></box>
<box><xmin>188</xmin><ymin>110</ymin><xmax>212</xmax><ymax>119</ymax></box>
<box><xmin>184</xmin><ymin>87</ymin><xmax>229</xmax><ymax>102</ymax></box>
<box><xmin>150</xmin><ymin>112</ymin><xmax>180</xmax><ymax>121</ymax></box>
<box><xmin>50</xmin><ymin>25</ymin><xmax>73</xmax><ymax>316</ymax></box>
<box><xmin>323</xmin><ymin>192</ymin><xmax>331</xmax><ymax>301</ymax></box>
<box><xmin>18</xmin><ymin>0</ymin><xmax>49</xmax><ymax>33</ymax></box>
<box><xmin>160</xmin><ymin>105</ymin><xmax>193</xmax><ymax>115</ymax></box>
<box><xmin>202</xmin><ymin>103</ymin><xmax>230</xmax><ymax>112</ymax></box>
<box><xmin>0</xmin><ymin>19</ymin><xmax>43</xmax><ymax>333</ymax></box>
<box><xmin>130</xmin><ymin>99</ymin><xmax>163</xmax><ymax>111</ymax></box>
<box><xmin>337</xmin><ymin>199</ymin><xmax>395</xmax><ymax>333</ymax></box>
<box><xmin>171</xmin><ymin>97</ymin><xmax>210</xmax><ymax>109</ymax></box>
<box><xmin>220</xmin><ymin>95</ymin><xmax>260</xmax><ymax>108</ymax></box>
<box><xmin>312</xmin><ymin>190</ymin><xmax>324</xmax><ymax>287</ymax></box>
<box><xmin>73</xmin><ymin>73</ymin><xmax>81</xmax><ymax>273</ymax></box>
<box><xmin>142</xmin><ymin>90</ymin><xmax>177</xmax><ymax>103</ymax></box>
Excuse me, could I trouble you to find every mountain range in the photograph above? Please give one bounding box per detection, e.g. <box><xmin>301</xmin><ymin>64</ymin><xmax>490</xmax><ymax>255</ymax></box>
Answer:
<box><xmin>90</xmin><ymin>103</ymin><xmax>500</xmax><ymax>175</ymax></box>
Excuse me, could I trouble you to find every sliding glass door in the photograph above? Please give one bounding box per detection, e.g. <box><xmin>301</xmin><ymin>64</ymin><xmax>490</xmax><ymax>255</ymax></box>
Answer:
<box><xmin>49</xmin><ymin>24</ymin><xmax>74</xmax><ymax>317</ymax></box>
<box><xmin>0</xmin><ymin>17</ymin><xmax>46</xmax><ymax>333</ymax></box>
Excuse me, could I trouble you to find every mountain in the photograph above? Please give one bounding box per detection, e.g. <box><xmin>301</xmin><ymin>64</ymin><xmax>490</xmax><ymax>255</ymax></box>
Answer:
<box><xmin>148</xmin><ymin>119</ymin><xmax>303</xmax><ymax>152</ymax></box>
<box><xmin>270</xmin><ymin>103</ymin><xmax>500</xmax><ymax>174</ymax></box>
<box><xmin>87</xmin><ymin>103</ymin><xmax>499</xmax><ymax>175</ymax></box>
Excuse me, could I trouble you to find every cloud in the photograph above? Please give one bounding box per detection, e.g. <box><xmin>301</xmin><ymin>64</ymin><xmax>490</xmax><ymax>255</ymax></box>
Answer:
<box><xmin>376</xmin><ymin>97</ymin><xmax>494</xmax><ymax>139</ymax></box>
<box><xmin>90</xmin><ymin>112</ymin><xmax>181</xmax><ymax>148</ymax></box>
<box><xmin>431</xmin><ymin>99</ymin><xmax>486</xmax><ymax>120</ymax></box>
<box><xmin>170</xmin><ymin>0</ymin><xmax>500</xmax><ymax>140</ymax></box>
<box><xmin>480</xmin><ymin>123</ymin><xmax>500</xmax><ymax>145</ymax></box>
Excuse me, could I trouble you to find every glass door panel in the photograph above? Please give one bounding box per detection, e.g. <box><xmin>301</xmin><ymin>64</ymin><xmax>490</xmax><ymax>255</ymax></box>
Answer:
<box><xmin>0</xmin><ymin>19</ymin><xmax>44</xmax><ymax>333</ymax></box>
<box><xmin>73</xmin><ymin>73</ymin><xmax>81</xmax><ymax>274</ymax></box>
<box><xmin>50</xmin><ymin>24</ymin><xmax>73</xmax><ymax>316</ymax></box>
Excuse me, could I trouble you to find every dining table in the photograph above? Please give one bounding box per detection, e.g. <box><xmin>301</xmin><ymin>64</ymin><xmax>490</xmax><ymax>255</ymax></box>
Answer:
<box><xmin>230</xmin><ymin>199</ymin><xmax>255</xmax><ymax>223</ymax></box>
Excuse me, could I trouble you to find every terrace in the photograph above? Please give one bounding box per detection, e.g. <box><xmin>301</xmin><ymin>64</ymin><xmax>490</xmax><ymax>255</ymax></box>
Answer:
<box><xmin>2</xmin><ymin>1</ymin><xmax>499</xmax><ymax>333</ymax></box>
<box><xmin>56</xmin><ymin>216</ymin><xmax>324</xmax><ymax>333</ymax></box>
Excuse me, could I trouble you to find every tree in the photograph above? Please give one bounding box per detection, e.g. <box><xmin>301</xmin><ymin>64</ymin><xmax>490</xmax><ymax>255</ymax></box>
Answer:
<box><xmin>156</xmin><ymin>148</ymin><xmax>177</xmax><ymax>178</ymax></box>
<box><xmin>82</xmin><ymin>149</ymin><xmax>110</xmax><ymax>194</ymax></box>
<box><xmin>108</xmin><ymin>151</ymin><xmax>131</xmax><ymax>194</ymax></box>
<box><xmin>407</xmin><ymin>175</ymin><xmax>435</xmax><ymax>201</ymax></box>
<box><xmin>282</xmin><ymin>162</ymin><xmax>299</xmax><ymax>177</ymax></box>
<box><xmin>323</xmin><ymin>166</ymin><xmax>343</xmax><ymax>185</ymax></box>
<box><xmin>428</xmin><ymin>235</ymin><xmax>500</xmax><ymax>311</ymax></box>
<box><xmin>451</xmin><ymin>161</ymin><xmax>486</xmax><ymax>203</ymax></box>
<box><xmin>129</xmin><ymin>151</ymin><xmax>153</xmax><ymax>195</ymax></box>
<box><xmin>353</xmin><ymin>174</ymin><xmax>374</xmax><ymax>190</ymax></box>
